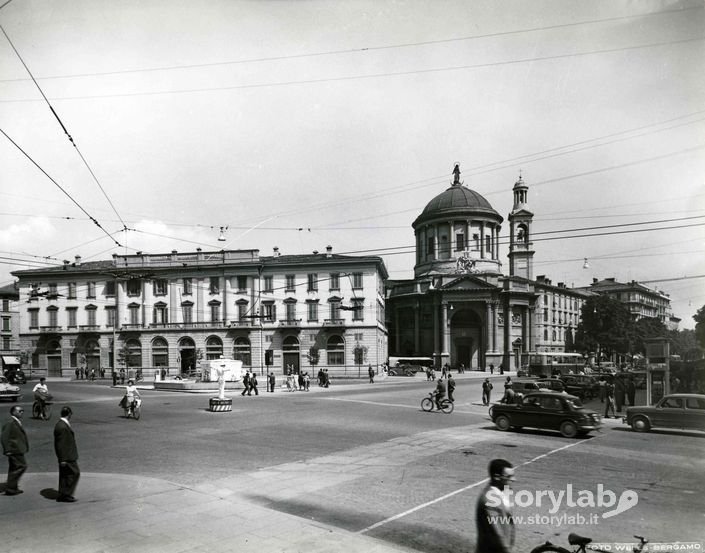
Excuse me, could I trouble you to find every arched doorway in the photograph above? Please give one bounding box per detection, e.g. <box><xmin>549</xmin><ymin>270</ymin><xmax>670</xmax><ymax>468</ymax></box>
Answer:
<box><xmin>282</xmin><ymin>336</ymin><xmax>300</xmax><ymax>374</ymax></box>
<box><xmin>85</xmin><ymin>339</ymin><xmax>101</xmax><ymax>372</ymax></box>
<box><xmin>450</xmin><ymin>308</ymin><xmax>483</xmax><ymax>369</ymax></box>
<box><xmin>178</xmin><ymin>337</ymin><xmax>196</xmax><ymax>374</ymax></box>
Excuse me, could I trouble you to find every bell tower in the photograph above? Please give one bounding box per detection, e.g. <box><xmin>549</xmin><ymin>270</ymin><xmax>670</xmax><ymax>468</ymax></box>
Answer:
<box><xmin>507</xmin><ymin>173</ymin><xmax>534</xmax><ymax>280</ymax></box>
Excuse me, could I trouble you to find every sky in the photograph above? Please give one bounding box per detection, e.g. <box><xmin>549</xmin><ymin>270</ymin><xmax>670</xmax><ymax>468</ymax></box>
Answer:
<box><xmin>0</xmin><ymin>0</ymin><xmax>703</xmax><ymax>328</ymax></box>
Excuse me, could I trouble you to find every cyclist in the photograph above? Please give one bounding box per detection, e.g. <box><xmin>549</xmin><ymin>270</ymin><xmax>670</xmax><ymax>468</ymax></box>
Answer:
<box><xmin>123</xmin><ymin>379</ymin><xmax>141</xmax><ymax>415</ymax></box>
<box><xmin>433</xmin><ymin>378</ymin><xmax>446</xmax><ymax>410</ymax></box>
<box><xmin>32</xmin><ymin>377</ymin><xmax>51</xmax><ymax>419</ymax></box>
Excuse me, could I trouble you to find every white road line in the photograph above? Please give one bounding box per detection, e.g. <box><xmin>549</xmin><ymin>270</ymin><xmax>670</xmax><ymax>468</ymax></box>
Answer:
<box><xmin>322</xmin><ymin>396</ymin><xmax>482</xmax><ymax>415</ymax></box>
<box><xmin>357</xmin><ymin>436</ymin><xmax>593</xmax><ymax>534</ymax></box>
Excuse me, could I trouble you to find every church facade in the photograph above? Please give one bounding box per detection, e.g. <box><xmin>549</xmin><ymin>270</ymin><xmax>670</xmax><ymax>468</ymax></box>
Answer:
<box><xmin>385</xmin><ymin>165</ymin><xmax>591</xmax><ymax>371</ymax></box>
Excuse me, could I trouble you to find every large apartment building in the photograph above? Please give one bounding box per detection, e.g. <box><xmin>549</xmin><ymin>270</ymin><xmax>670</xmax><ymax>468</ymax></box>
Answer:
<box><xmin>11</xmin><ymin>246</ymin><xmax>388</xmax><ymax>378</ymax></box>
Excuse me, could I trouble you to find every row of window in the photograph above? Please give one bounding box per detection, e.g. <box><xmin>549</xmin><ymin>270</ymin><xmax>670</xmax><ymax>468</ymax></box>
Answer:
<box><xmin>33</xmin><ymin>272</ymin><xmax>366</xmax><ymax>300</ymax></box>
<box><xmin>27</xmin><ymin>298</ymin><xmax>365</xmax><ymax>328</ymax></box>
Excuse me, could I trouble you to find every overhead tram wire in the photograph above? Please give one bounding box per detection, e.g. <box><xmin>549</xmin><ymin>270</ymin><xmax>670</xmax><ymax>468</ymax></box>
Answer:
<box><xmin>0</xmin><ymin>5</ymin><xmax>699</xmax><ymax>84</ymax></box>
<box><xmin>0</xmin><ymin>127</ymin><xmax>122</xmax><ymax>248</ymax></box>
<box><xmin>3</xmin><ymin>36</ymin><xmax>703</xmax><ymax>104</ymax></box>
<box><xmin>0</xmin><ymin>24</ymin><xmax>128</xmax><ymax>233</ymax></box>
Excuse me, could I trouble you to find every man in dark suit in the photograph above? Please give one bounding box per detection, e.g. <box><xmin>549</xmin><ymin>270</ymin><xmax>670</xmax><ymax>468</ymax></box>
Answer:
<box><xmin>1</xmin><ymin>405</ymin><xmax>29</xmax><ymax>495</ymax></box>
<box><xmin>475</xmin><ymin>458</ymin><xmax>515</xmax><ymax>553</ymax></box>
<box><xmin>54</xmin><ymin>406</ymin><xmax>80</xmax><ymax>503</ymax></box>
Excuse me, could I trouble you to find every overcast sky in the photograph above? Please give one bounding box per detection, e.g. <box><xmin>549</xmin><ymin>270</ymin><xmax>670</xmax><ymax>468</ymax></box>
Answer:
<box><xmin>1</xmin><ymin>0</ymin><xmax>703</xmax><ymax>328</ymax></box>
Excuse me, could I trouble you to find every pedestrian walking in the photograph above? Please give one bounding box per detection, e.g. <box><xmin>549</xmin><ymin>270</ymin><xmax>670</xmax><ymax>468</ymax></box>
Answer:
<box><xmin>119</xmin><ymin>368</ymin><xmax>126</xmax><ymax>385</ymax></box>
<box><xmin>54</xmin><ymin>406</ymin><xmax>80</xmax><ymax>502</ymax></box>
<box><xmin>1</xmin><ymin>406</ymin><xmax>28</xmax><ymax>496</ymax></box>
<box><xmin>447</xmin><ymin>373</ymin><xmax>456</xmax><ymax>402</ymax></box>
<box><xmin>598</xmin><ymin>377</ymin><xmax>606</xmax><ymax>403</ymax></box>
<box><xmin>286</xmin><ymin>371</ymin><xmax>294</xmax><ymax>392</ymax></box>
<box><xmin>241</xmin><ymin>370</ymin><xmax>251</xmax><ymax>396</ymax></box>
<box><xmin>458</xmin><ymin>363</ymin><xmax>465</xmax><ymax>374</ymax></box>
<box><xmin>90</xmin><ymin>368</ymin><xmax>96</xmax><ymax>382</ymax></box>
<box><xmin>250</xmin><ymin>373</ymin><xmax>259</xmax><ymax>396</ymax></box>
<box><xmin>323</xmin><ymin>369</ymin><xmax>330</xmax><ymax>388</ymax></box>
<box><xmin>475</xmin><ymin>459</ymin><xmax>516</xmax><ymax>553</ymax></box>
<box><xmin>303</xmin><ymin>372</ymin><xmax>310</xmax><ymax>391</ymax></box>
<box><xmin>368</xmin><ymin>364</ymin><xmax>375</xmax><ymax>383</ymax></box>
<box><xmin>267</xmin><ymin>372</ymin><xmax>276</xmax><ymax>393</ymax></box>
<box><xmin>112</xmin><ymin>370</ymin><xmax>118</xmax><ymax>386</ymax></box>
<box><xmin>489</xmin><ymin>363</ymin><xmax>494</xmax><ymax>375</ymax></box>
<box><xmin>482</xmin><ymin>378</ymin><xmax>493</xmax><ymax>406</ymax></box>
<box><xmin>604</xmin><ymin>381</ymin><xmax>617</xmax><ymax>418</ymax></box>
<box><xmin>75</xmin><ymin>368</ymin><xmax>79</xmax><ymax>380</ymax></box>
<box><xmin>297</xmin><ymin>371</ymin><xmax>304</xmax><ymax>391</ymax></box>
<box><xmin>614</xmin><ymin>375</ymin><xmax>626</xmax><ymax>413</ymax></box>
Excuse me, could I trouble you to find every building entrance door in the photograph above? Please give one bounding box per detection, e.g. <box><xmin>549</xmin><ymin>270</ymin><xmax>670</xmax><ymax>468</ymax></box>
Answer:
<box><xmin>47</xmin><ymin>356</ymin><xmax>62</xmax><ymax>377</ymax></box>
<box><xmin>456</xmin><ymin>344</ymin><xmax>471</xmax><ymax>368</ymax></box>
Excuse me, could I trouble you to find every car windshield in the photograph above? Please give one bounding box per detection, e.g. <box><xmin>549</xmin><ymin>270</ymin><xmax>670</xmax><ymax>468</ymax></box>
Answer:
<box><xmin>565</xmin><ymin>397</ymin><xmax>584</xmax><ymax>408</ymax></box>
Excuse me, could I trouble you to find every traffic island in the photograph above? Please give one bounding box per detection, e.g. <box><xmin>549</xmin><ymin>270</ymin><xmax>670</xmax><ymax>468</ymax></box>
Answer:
<box><xmin>209</xmin><ymin>397</ymin><xmax>232</xmax><ymax>412</ymax></box>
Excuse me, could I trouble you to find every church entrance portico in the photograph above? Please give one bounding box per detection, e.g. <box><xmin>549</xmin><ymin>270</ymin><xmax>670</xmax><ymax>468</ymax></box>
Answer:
<box><xmin>448</xmin><ymin>307</ymin><xmax>483</xmax><ymax>369</ymax></box>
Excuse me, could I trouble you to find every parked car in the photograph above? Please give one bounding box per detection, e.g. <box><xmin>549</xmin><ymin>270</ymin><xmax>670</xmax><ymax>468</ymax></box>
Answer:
<box><xmin>490</xmin><ymin>391</ymin><xmax>602</xmax><ymax>438</ymax></box>
<box><xmin>0</xmin><ymin>376</ymin><xmax>21</xmax><ymax>402</ymax></box>
<box><xmin>624</xmin><ymin>394</ymin><xmax>705</xmax><ymax>433</ymax></box>
<box><xmin>560</xmin><ymin>375</ymin><xmax>600</xmax><ymax>400</ymax></box>
<box><xmin>388</xmin><ymin>364</ymin><xmax>423</xmax><ymax>377</ymax></box>
<box><xmin>508</xmin><ymin>378</ymin><xmax>544</xmax><ymax>394</ymax></box>
<box><xmin>535</xmin><ymin>378</ymin><xmax>566</xmax><ymax>393</ymax></box>
<box><xmin>5</xmin><ymin>368</ymin><xmax>26</xmax><ymax>385</ymax></box>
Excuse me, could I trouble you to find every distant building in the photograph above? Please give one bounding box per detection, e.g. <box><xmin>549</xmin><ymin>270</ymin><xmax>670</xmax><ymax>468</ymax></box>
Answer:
<box><xmin>11</xmin><ymin>247</ymin><xmax>388</xmax><ymax>378</ymax></box>
<box><xmin>575</xmin><ymin>278</ymin><xmax>680</xmax><ymax>330</ymax></box>
<box><xmin>0</xmin><ymin>282</ymin><xmax>21</xmax><ymax>371</ymax></box>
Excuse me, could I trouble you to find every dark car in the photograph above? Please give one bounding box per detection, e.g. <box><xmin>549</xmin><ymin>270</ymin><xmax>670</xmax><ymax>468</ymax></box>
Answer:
<box><xmin>535</xmin><ymin>378</ymin><xmax>566</xmax><ymax>393</ymax></box>
<box><xmin>624</xmin><ymin>394</ymin><xmax>705</xmax><ymax>433</ymax></box>
<box><xmin>490</xmin><ymin>391</ymin><xmax>602</xmax><ymax>438</ymax></box>
<box><xmin>559</xmin><ymin>375</ymin><xmax>600</xmax><ymax>400</ymax></box>
<box><xmin>508</xmin><ymin>378</ymin><xmax>543</xmax><ymax>394</ymax></box>
<box><xmin>6</xmin><ymin>369</ymin><xmax>26</xmax><ymax>385</ymax></box>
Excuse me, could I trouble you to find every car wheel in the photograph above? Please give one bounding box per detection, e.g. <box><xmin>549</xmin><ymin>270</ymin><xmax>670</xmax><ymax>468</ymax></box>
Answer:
<box><xmin>560</xmin><ymin>421</ymin><xmax>578</xmax><ymax>438</ymax></box>
<box><xmin>495</xmin><ymin>415</ymin><xmax>511</xmax><ymax>431</ymax></box>
<box><xmin>631</xmin><ymin>416</ymin><xmax>651</xmax><ymax>433</ymax></box>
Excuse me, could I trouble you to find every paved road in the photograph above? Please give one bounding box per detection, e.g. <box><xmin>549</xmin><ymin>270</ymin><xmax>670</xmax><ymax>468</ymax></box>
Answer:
<box><xmin>0</xmin><ymin>373</ymin><xmax>702</xmax><ymax>552</ymax></box>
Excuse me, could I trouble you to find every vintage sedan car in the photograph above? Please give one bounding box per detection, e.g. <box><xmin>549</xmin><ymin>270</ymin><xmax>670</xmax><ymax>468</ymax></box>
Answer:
<box><xmin>490</xmin><ymin>391</ymin><xmax>602</xmax><ymax>438</ymax></box>
<box><xmin>559</xmin><ymin>375</ymin><xmax>600</xmax><ymax>400</ymax></box>
<box><xmin>5</xmin><ymin>368</ymin><xmax>26</xmax><ymax>385</ymax></box>
<box><xmin>624</xmin><ymin>394</ymin><xmax>705</xmax><ymax>432</ymax></box>
<box><xmin>535</xmin><ymin>378</ymin><xmax>566</xmax><ymax>393</ymax></box>
<box><xmin>0</xmin><ymin>376</ymin><xmax>21</xmax><ymax>402</ymax></box>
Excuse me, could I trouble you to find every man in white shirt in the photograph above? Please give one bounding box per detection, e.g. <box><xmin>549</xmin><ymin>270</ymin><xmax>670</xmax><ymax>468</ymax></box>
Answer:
<box><xmin>32</xmin><ymin>378</ymin><xmax>50</xmax><ymax>419</ymax></box>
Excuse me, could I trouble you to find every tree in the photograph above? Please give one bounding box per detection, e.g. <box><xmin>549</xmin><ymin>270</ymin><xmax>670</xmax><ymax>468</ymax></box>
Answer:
<box><xmin>307</xmin><ymin>346</ymin><xmax>320</xmax><ymax>370</ymax></box>
<box><xmin>631</xmin><ymin>317</ymin><xmax>667</xmax><ymax>354</ymax></box>
<box><xmin>694</xmin><ymin>305</ymin><xmax>705</xmax><ymax>349</ymax></box>
<box><xmin>574</xmin><ymin>295</ymin><xmax>633</xmax><ymax>361</ymax></box>
<box><xmin>667</xmin><ymin>328</ymin><xmax>702</xmax><ymax>361</ymax></box>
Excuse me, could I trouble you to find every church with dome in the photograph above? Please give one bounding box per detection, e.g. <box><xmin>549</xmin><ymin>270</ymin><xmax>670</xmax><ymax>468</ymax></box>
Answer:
<box><xmin>385</xmin><ymin>164</ymin><xmax>591</xmax><ymax>371</ymax></box>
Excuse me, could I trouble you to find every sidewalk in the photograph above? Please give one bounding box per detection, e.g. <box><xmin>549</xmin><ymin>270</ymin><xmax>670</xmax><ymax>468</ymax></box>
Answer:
<box><xmin>1</xmin><ymin>470</ymin><xmax>418</xmax><ymax>553</ymax></box>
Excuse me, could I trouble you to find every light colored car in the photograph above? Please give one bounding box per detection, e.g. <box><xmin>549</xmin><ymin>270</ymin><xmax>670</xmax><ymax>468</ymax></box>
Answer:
<box><xmin>624</xmin><ymin>394</ymin><xmax>705</xmax><ymax>432</ymax></box>
<box><xmin>0</xmin><ymin>376</ymin><xmax>21</xmax><ymax>402</ymax></box>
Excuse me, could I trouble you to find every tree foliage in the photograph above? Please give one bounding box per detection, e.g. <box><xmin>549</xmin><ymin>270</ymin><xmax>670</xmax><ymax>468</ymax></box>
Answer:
<box><xmin>574</xmin><ymin>295</ymin><xmax>633</xmax><ymax>358</ymax></box>
<box><xmin>694</xmin><ymin>305</ymin><xmax>705</xmax><ymax>349</ymax></box>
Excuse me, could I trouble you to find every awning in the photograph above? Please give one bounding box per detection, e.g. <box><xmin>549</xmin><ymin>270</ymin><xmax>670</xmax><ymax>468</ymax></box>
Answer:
<box><xmin>1</xmin><ymin>356</ymin><xmax>21</xmax><ymax>366</ymax></box>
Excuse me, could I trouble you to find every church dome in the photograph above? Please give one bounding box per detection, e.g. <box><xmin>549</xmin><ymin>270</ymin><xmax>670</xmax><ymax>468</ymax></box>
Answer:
<box><xmin>413</xmin><ymin>166</ymin><xmax>502</xmax><ymax>228</ymax></box>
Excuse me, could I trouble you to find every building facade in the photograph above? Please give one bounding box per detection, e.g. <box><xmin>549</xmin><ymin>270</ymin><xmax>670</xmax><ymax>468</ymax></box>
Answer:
<box><xmin>576</xmin><ymin>278</ymin><xmax>680</xmax><ymax>330</ymax></box>
<box><xmin>11</xmin><ymin>246</ymin><xmax>388</xmax><ymax>378</ymax></box>
<box><xmin>386</xmin><ymin>165</ymin><xmax>591</xmax><ymax>370</ymax></box>
<box><xmin>0</xmin><ymin>282</ymin><xmax>21</xmax><ymax>372</ymax></box>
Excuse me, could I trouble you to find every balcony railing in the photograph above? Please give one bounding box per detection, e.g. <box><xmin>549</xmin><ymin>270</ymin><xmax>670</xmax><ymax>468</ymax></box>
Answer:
<box><xmin>323</xmin><ymin>318</ymin><xmax>345</xmax><ymax>327</ymax></box>
<box><xmin>39</xmin><ymin>325</ymin><xmax>63</xmax><ymax>332</ymax></box>
<box><xmin>230</xmin><ymin>321</ymin><xmax>254</xmax><ymax>328</ymax></box>
<box><xmin>279</xmin><ymin>319</ymin><xmax>302</xmax><ymax>327</ymax></box>
<box><xmin>78</xmin><ymin>325</ymin><xmax>100</xmax><ymax>331</ymax></box>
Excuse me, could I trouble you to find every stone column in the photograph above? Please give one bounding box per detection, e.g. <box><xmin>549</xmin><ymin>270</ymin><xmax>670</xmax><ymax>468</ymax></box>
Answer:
<box><xmin>433</xmin><ymin>299</ymin><xmax>440</xmax><ymax>366</ymax></box>
<box><xmin>480</xmin><ymin>222</ymin><xmax>485</xmax><ymax>259</ymax></box>
<box><xmin>441</xmin><ymin>301</ymin><xmax>450</xmax><ymax>360</ymax></box>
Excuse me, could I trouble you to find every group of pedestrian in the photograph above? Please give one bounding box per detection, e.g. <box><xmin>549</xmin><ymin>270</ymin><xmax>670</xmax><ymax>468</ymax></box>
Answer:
<box><xmin>74</xmin><ymin>367</ymin><xmax>104</xmax><ymax>380</ymax></box>
<box><xmin>2</xmin><ymin>404</ymin><xmax>80</xmax><ymax>502</ymax></box>
<box><xmin>240</xmin><ymin>370</ymin><xmax>259</xmax><ymax>396</ymax></box>
<box><xmin>317</xmin><ymin>368</ymin><xmax>331</xmax><ymax>388</ymax></box>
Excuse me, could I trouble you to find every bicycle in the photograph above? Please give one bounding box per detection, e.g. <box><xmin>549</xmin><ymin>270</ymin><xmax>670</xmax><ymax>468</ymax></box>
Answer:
<box><xmin>420</xmin><ymin>392</ymin><xmax>454</xmax><ymax>414</ymax></box>
<box><xmin>32</xmin><ymin>399</ymin><xmax>53</xmax><ymax>420</ymax></box>
<box><xmin>531</xmin><ymin>532</ymin><xmax>648</xmax><ymax>553</ymax></box>
<box><xmin>123</xmin><ymin>397</ymin><xmax>142</xmax><ymax>420</ymax></box>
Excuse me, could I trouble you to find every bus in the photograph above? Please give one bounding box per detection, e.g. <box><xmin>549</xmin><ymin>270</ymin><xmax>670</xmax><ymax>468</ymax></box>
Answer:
<box><xmin>388</xmin><ymin>356</ymin><xmax>434</xmax><ymax>376</ymax></box>
<box><xmin>520</xmin><ymin>352</ymin><xmax>585</xmax><ymax>377</ymax></box>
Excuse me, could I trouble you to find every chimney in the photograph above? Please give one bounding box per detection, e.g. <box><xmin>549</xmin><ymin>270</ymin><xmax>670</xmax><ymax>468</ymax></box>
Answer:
<box><xmin>273</xmin><ymin>246</ymin><xmax>280</xmax><ymax>258</ymax></box>
<box><xmin>74</xmin><ymin>255</ymin><xmax>82</xmax><ymax>266</ymax></box>
<box><xmin>326</xmin><ymin>245</ymin><xmax>333</xmax><ymax>258</ymax></box>
<box><xmin>63</xmin><ymin>260</ymin><xmax>70</xmax><ymax>270</ymax></box>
